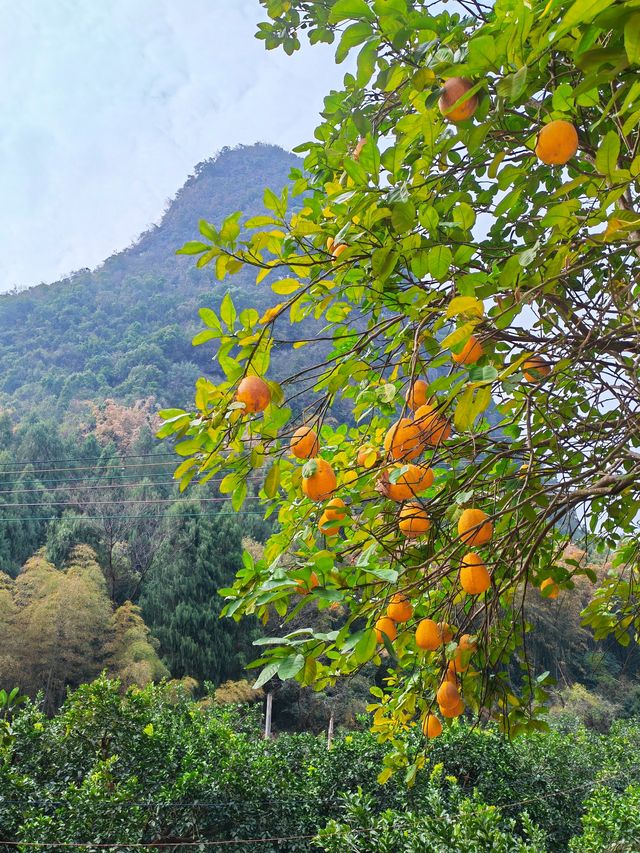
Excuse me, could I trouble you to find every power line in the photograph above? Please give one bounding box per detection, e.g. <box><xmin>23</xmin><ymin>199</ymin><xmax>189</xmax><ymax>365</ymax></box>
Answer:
<box><xmin>0</xmin><ymin>452</ymin><xmax>178</xmax><ymax>470</ymax></box>
<box><xmin>0</xmin><ymin>511</ymin><xmax>265</xmax><ymax>522</ymax></box>
<box><xmin>0</xmin><ymin>496</ymin><xmax>264</xmax><ymax>509</ymax></box>
<box><xmin>0</xmin><ymin>477</ymin><xmax>259</xmax><ymax>497</ymax></box>
<box><xmin>0</xmin><ymin>460</ymin><xmax>182</xmax><ymax>477</ymax></box>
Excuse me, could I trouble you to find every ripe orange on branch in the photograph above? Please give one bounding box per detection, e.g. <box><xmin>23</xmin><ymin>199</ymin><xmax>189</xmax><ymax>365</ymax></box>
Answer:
<box><xmin>386</xmin><ymin>463</ymin><xmax>434</xmax><ymax>501</ymax></box>
<box><xmin>387</xmin><ymin>593</ymin><xmax>413</xmax><ymax>623</ymax></box>
<box><xmin>384</xmin><ymin>418</ymin><xmax>423</xmax><ymax>460</ymax></box>
<box><xmin>535</xmin><ymin>119</ymin><xmax>579</xmax><ymax>165</ymax></box>
<box><xmin>523</xmin><ymin>356</ymin><xmax>551</xmax><ymax>382</ymax></box>
<box><xmin>415</xmin><ymin>618</ymin><xmax>443</xmax><ymax>650</ymax></box>
<box><xmin>302</xmin><ymin>458</ymin><xmax>337</xmax><ymax>501</ymax></box>
<box><xmin>295</xmin><ymin>572</ymin><xmax>319</xmax><ymax>595</ymax></box>
<box><xmin>540</xmin><ymin>578</ymin><xmax>560</xmax><ymax>599</ymax></box>
<box><xmin>458</xmin><ymin>508</ymin><xmax>493</xmax><ymax>546</ymax></box>
<box><xmin>398</xmin><ymin>502</ymin><xmax>431</xmax><ymax>538</ymax></box>
<box><xmin>414</xmin><ymin>404</ymin><xmax>451</xmax><ymax>445</ymax></box>
<box><xmin>452</xmin><ymin>336</ymin><xmax>483</xmax><ymax>366</ymax></box>
<box><xmin>290</xmin><ymin>426</ymin><xmax>319</xmax><ymax>459</ymax></box>
<box><xmin>438</xmin><ymin>77</ymin><xmax>479</xmax><ymax>123</ymax></box>
<box><xmin>235</xmin><ymin>376</ymin><xmax>271</xmax><ymax>413</ymax></box>
<box><xmin>459</xmin><ymin>552</ymin><xmax>491</xmax><ymax>595</ymax></box>
<box><xmin>375</xmin><ymin>616</ymin><xmax>398</xmax><ymax>643</ymax></box>
<box><xmin>422</xmin><ymin>714</ymin><xmax>443</xmax><ymax>739</ymax></box>
<box><xmin>406</xmin><ymin>379</ymin><xmax>429</xmax><ymax>410</ymax></box>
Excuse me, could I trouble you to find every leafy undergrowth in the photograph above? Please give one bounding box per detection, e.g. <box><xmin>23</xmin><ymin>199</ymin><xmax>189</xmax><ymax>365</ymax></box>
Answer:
<box><xmin>1</xmin><ymin>678</ymin><xmax>640</xmax><ymax>851</ymax></box>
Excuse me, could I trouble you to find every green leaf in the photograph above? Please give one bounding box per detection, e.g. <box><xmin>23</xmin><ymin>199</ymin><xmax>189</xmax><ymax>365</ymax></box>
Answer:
<box><xmin>440</xmin><ymin>321</ymin><xmax>477</xmax><ymax>351</ymax></box>
<box><xmin>192</xmin><ymin>329</ymin><xmax>217</xmax><ymax>346</ymax></box>
<box><xmin>271</xmin><ymin>278</ymin><xmax>301</xmax><ymax>295</ymax></box>
<box><xmin>199</xmin><ymin>219</ymin><xmax>218</xmax><ymax>240</ymax></box>
<box><xmin>496</xmin><ymin>65</ymin><xmax>528</xmax><ymax>102</ymax></box>
<box><xmin>199</xmin><ymin>308</ymin><xmax>222</xmax><ymax>330</ymax></box>
<box><xmin>278</xmin><ymin>653</ymin><xmax>305</xmax><ymax>680</ymax></box>
<box><xmin>427</xmin><ymin>246</ymin><xmax>452</xmax><ymax>282</ymax></box>
<box><xmin>232</xmin><ymin>481</ymin><xmax>247</xmax><ymax>511</ymax></box>
<box><xmin>336</xmin><ymin>21</ymin><xmax>373</xmax><ymax>62</ymax></box>
<box><xmin>355</xmin><ymin>629</ymin><xmax>377</xmax><ymax>663</ymax></box>
<box><xmin>253</xmin><ymin>662</ymin><xmax>279</xmax><ymax>690</ymax></box>
<box><xmin>220</xmin><ymin>293</ymin><xmax>237</xmax><ymax>328</ymax></box>
<box><xmin>220</xmin><ymin>211</ymin><xmax>242</xmax><ymax>243</ymax></box>
<box><xmin>454</xmin><ymin>386</ymin><xmax>475</xmax><ymax>432</ymax></box>
<box><xmin>356</xmin><ymin>38</ymin><xmax>378</xmax><ymax>86</ymax></box>
<box><xmin>391</xmin><ymin>200</ymin><xmax>416</xmax><ymax>233</ymax></box>
<box><xmin>328</xmin><ymin>0</ymin><xmax>376</xmax><ymax>24</ymax></box>
<box><xmin>176</xmin><ymin>241</ymin><xmax>210</xmax><ymax>255</ymax></box>
<box><xmin>264</xmin><ymin>462</ymin><xmax>281</xmax><ymax>498</ymax></box>
<box><xmin>595</xmin><ymin>131</ymin><xmax>621</xmax><ymax>178</ymax></box>
<box><xmin>625</xmin><ymin>14</ymin><xmax>640</xmax><ymax>64</ymax></box>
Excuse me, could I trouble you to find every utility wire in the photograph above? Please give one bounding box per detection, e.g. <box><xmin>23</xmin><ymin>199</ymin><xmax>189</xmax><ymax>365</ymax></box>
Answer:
<box><xmin>0</xmin><ymin>511</ymin><xmax>265</xmax><ymax>522</ymax></box>
<box><xmin>0</xmin><ymin>497</ymin><xmax>265</xmax><ymax>509</ymax></box>
<box><xmin>0</xmin><ymin>452</ymin><xmax>178</xmax><ymax>470</ymax></box>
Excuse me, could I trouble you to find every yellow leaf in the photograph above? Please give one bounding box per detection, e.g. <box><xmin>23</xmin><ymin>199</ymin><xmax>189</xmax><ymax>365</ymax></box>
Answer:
<box><xmin>271</xmin><ymin>278</ymin><xmax>301</xmax><ymax>295</ymax></box>
<box><xmin>445</xmin><ymin>296</ymin><xmax>484</xmax><ymax>319</ymax></box>
<box><xmin>259</xmin><ymin>303</ymin><xmax>284</xmax><ymax>324</ymax></box>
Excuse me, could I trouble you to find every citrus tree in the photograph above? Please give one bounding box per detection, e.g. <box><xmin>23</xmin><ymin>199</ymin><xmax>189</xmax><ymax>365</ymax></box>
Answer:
<box><xmin>160</xmin><ymin>0</ymin><xmax>640</xmax><ymax>779</ymax></box>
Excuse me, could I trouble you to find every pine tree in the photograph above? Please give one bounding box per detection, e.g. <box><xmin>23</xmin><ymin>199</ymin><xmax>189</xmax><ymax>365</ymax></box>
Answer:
<box><xmin>140</xmin><ymin>505</ymin><xmax>259</xmax><ymax>684</ymax></box>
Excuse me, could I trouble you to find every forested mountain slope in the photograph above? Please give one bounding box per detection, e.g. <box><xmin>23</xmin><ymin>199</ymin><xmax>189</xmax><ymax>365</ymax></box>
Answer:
<box><xmin>0</xmin><ymin>144</ymin><xmax>301</xmax><ymax>414</ymax></box>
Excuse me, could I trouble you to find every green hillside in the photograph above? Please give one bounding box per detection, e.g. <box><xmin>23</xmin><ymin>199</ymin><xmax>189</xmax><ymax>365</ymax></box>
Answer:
<box><xmin>0</xmin><ymin>144</ymin><xmax>302</xmax><ymax>414</ymax></box>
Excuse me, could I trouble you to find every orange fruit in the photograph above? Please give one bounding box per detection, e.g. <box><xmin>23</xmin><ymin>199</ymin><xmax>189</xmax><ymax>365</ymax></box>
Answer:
<box><xmin>398</xmin><ymin>502</ymin><xmax>431</xmax><ymax>538</ymax></box>
<box><xmin>387</xmin><ymin>464</ymin><xmax>434</xmax><ymax>501</ymax></box>
<box><xmin>295</xmin><ymin>571</ymin><xmax>319</xmax><ymax>595</ymax></box>
<box><xmin>535</xmin><ymin>120</ymin><xmax>578</xmax><ymax>165</ymax></box>
<box><xmin>302</xmin><ymin>458</ymin><xmax>337</xmax><ymax>502</ymax></box>
<box><xmin>441</xmin><ymin>698</ymin><xmax>465</xmax><ymax>718</ymax></box>
<box><xmin>452</xmin><ymin>336</ymin><xmax>483</xmax><ymax>366</ymax></box>
<box><xmin>318</xmin><ymin>512</ymin><xmax>339</xmax><ymax>537</ymax></box>
<box><xmin>415</xmin><ymin>618</ymin><xmax>442</xmax><ymax>650</ymax></box>
<box><xmin>374</xmin><ymin>616</ymin><xmax>398</xmax><ymax>644</ymax></box>
<box><xmin>236</xmin><ymin>376</ymin><xmax>271</xmax><ymax>413</ymax></box>
<box><xmin>414</xmin><ymin>404</ymin><xmax>451</xmax><ymax>446</ymax></box>
<box><xmin>332</xmin><ymin>243</ymin><xmax>348</xmax><ymax>259</ymax></box>
<box><xmin>422</xmin><ymin>714</ymin><xmax>443</xmax><ymax>739</ymax></box>
<box><xmin>459</xmin><ymin>552</ymin><xmax>491</xmax><ymax>595</ymax></box>
<box><xmin>326</xmin><ymin>236</ymin><xmax>335</xmax><ymax>252</ymax></box>
<box><xmin>458</xmin><ymin>508</ymin><xmax>493</xmax><ymax>546</ymax></box>
<box><xmin>387</xmin><ymin>593</ymin><xmax>413</xmax><ymax>623</ymax></box>
<box><xmin>357</xmin><ymin>445</ymin><xmax>379</xmax><ymax>468</ymax></box>
<box><xmin>290</xmin><ymin>426</ymin><xmax>319</xmax><ymax>459</ymax></box>
<box><xmin>444</xmin><ymin>663</ymin><xmax>458</xmax><ymax>684</ymax></box>
<box><xmin>406</xmin><ymin>379</ymin><xmax>429</xmax><ymax>410</ymax></box>
<box><xmin>384</xmin><ymin>418</ymin><xmax>423</xmax><ymax>461</ymax></box>
<box><xmin>451</xmin><ymin>634</ymin><xmax>477</xmax><ymax>673</ymax></box>
<box><xmin>437</xmin><ymin>680</ymin><xmax>460</xmax><ymax>710</ymax></box>
<box><xmin>438</xmin><ymin>622</ymin><xmax>453</xmax><ymax>644</ymax></box>
<box><xmin>523</xmin><ymin>356</ymin><xmax>551</xmax><ymax>382</ymax></box>
<box><xmin>540</xmin><ymin>578</ymin><xmax>560</xmax><ymax>599</ymax></box>
<box><xmin>324</xmin><ymin>497</ymin><xmax>347</xmax><ymax>521</ymax></box>
<box><xmin>438</xmin><ymin>77</ymin><xmax>478</xmax><ymax>123</ymax></box>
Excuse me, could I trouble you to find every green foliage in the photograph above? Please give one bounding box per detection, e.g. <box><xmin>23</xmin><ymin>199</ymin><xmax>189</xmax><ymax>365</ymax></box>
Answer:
<box><xmin>140</xmin><ymin>506</ymin><xmax>261</xmax><ymax>684</ymax></box>
<box><xmin>3</xmin><ymin>678</ymin><xmax>640</xmax><ymax>850</ymax></box>
<box><xmin>570</xmin><ymin>785</ymin><xmax>640</xmax><ymax>852</ymax></box>
<box><xmin>0</xmin><ymin>548</ymin><xmax>166</xmax><ymax>709</ymax></box>
<box><xmin>0</xmin><ymin>145</ymin><xmax>323</xmax><ymax>417</ymax></box>
<box><xmin>316</xmin><ymin>782</ymin><xmax>546</xmax><ymax>852</ymax></box>
<box><xmin>164</xmin><ymin>0</ymin><xmax>640</xmax><ymax>781</ymax></box>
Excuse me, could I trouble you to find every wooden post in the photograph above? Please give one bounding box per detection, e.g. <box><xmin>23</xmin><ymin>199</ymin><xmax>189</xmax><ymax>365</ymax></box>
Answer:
<box><xmin>327</xmin><ymin>709</ymin><xmax>334</xmax><ymax>750</ymax></box>
<box><xmin>264</xmin><ymin>690</ymin><xmax>273</xmax><ymax>740</ymax></box>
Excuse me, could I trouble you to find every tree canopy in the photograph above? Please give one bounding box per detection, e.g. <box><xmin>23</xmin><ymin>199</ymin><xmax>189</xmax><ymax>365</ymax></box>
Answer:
<box><xmin>162</xmin><ymin>0</ymin><xmax>640</xmax><ymax>779</ymax></box>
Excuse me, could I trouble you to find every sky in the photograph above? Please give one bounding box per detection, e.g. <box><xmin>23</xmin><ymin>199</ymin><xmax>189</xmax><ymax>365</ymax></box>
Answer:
<box><xmin>0</xmin><ymin>0</ymin><xmax>346</xmax><ymax>292</ymax></box>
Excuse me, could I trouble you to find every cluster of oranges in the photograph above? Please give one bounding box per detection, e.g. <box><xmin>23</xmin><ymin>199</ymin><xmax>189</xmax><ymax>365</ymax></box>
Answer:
<box><xmin>438</xmin><ymin>76</ymin><xmax>579</xmax><ymax>167</ymax></box>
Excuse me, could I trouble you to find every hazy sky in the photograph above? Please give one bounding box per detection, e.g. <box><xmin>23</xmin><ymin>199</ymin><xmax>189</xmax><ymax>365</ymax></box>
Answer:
<box><xmin>0</xmin><ymin>0</ymin><xmax>345</xmax><ymax>291</ymax></box>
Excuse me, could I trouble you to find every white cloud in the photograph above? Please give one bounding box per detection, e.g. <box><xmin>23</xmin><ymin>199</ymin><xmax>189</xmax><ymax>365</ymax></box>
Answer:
<box><xmin>0</xmin><ymin>0</ymin><xmax>345</xmax><ymax>290</ymax></box>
